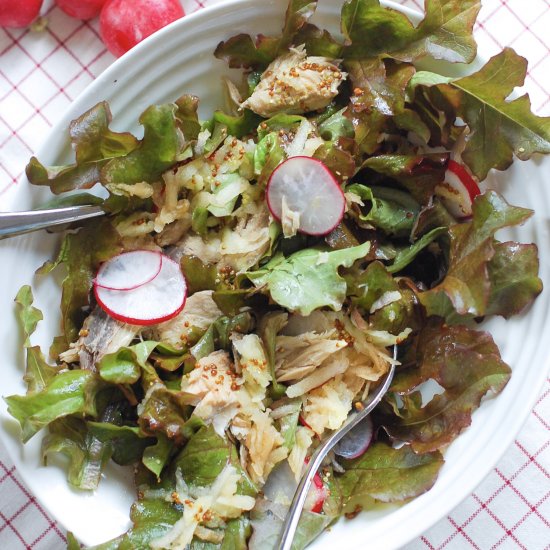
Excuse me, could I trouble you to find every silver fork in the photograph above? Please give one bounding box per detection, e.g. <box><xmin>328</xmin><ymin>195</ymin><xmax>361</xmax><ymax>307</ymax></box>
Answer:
<box><xmin>0</xmin><ymin>205</ymin><xmax>105</xmax><ymax>239</ymax></box>
<box><xmin>277</xmin><ymin>346</ymin><xmax>397</xmax><ymax>550</ymax></box>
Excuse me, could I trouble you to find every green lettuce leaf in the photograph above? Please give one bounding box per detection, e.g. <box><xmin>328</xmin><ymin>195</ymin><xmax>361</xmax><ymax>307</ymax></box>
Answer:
<box><xmin>88</xmin><ymin>422</ymin><xmax>153</xmax><ymax>465</ymax></box>
<box><xmin>14</xmin><ymin>285</ymin><xmax>43</xmax><ymax>347</ymax></box>
<box><xmin>214</xmin><ymin>0</ymin><xmax>318</xmax><ymax>69</ymax></box>
<box><xmin>347</xmin><ymin>261</ymin><xmax>422</xmax><ymax>334</ymax></box>
<box><xmin>14</xmin><ymin>286</ymin><xmax>60</xmax><ymax>394</ymax></box>
<box><xmin>175</xmin><ymin>94</ymin><xmax>202</xmax><ymax>141</ymax></box>
<box><xmin>142</xmin><ymin>433</ymin><xmax>173</xmax><ymax>479</ymax></box>
<box><xmin>418</xmin><ymin>191</ymin><xmax>535</xmax><ymax>319</ymax></box>
<box><xmin>5</xmin><ymin>369</ymin><xmax>103</xmax><ymax>442</ymax></box>
<box><xmin>175</xmin><ymin>425</ymin><xmax>231</xmax><ymax>488</ymax></box>
<box><xmin>249</xmin><ymin>498</ymin><xmax>332</xmax><ymax>550</ymax></box>
<box><xmin>247</xmin><ymin>241</ymin><xmax>371</xmax><ymax>315</ymax></box>
<box><xmin>345</xmin><ymin>58</ymin><xmax>415</xmax><ymax>116</ymax></box>
<box><xmin>382</xmin><ymin>321</ymin><xmax>511</xmax><ymax>452</ymax></box>
<box><xmin>42</xmin><ymin>416</ymin><xmax>111</xmax><ymax>490</ymax></box>
<box><xmin>415</xmin><ymin>49</ymin><xmax>550</xmax><ymax>179</ymax></box>
<box><xmin>213</xmin><ymin>109</ymin><xmax>262</xmax><ymax>139</ymax></box>
<box><xmin>347</xmin><ymin>183</ymin><xmax>420</xmax><ymax>237</ymax></box>
<box><xmin>98</xmin><ymin>341</ymin><xmax>158</xmax><ymax>384</ymax></box>
<box><xmin>26</xmin><ymin>102</ymin><xmax>138</xmax><ymax>194</ymax></box>
<box><xmin>101</xmin><ymin>103</ymin><xmax>184</xmax><ymax>184</ymax></box>
<box><xmin>335</xmin><ymin>442</ymin><xmax>443</xmax><ymax>512</ymax></box>
<box><xmin>190</xmin><ymin>312</ymin><xmax>255</xmax><ymax>361</ymax></box>
<box><xmin>137</xmin><ymin>382</ymin><xmax>193</xmax><ymax>444</ymax></box>
<box><xmin>485</xmin><ymin>242</ymin><xmax>543</xmax><ymax>318</ymax></box>
<box><xmin>37</xmin><ymin>218</ymin><xmax>123</xmax><ymax>343</ymax></box>
<box><xmin>254</xmin><ymin>132</ymin><xmax>286</xmax><ymax>187</ymax></box>
<box><xmin>362</xmin><ymin>153</ymin><xmax>448</xmax><ymax>204</ymax></box>
<box><xmin>341</xmin><ymin>0</ymin><xmax>480</xmax><ymax>63</ymax></box>
<box><xmin>388</xmin><ymin>226</ymin><xmax>447</xmax><ymax>274</ymax></box>
<box><xmin>258</xmin><ymin>312</ymin><xmax>288</xmax><ymax>398</ymax></box>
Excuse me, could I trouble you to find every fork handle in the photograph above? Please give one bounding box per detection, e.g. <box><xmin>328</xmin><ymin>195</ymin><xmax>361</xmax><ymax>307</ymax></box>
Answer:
<box><xmin>0</xmin><ymin>205</ymin><xmax>105</xmax><ymax>239</ymax></box>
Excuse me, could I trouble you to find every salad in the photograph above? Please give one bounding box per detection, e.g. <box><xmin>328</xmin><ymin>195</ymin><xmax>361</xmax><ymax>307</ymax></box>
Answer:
<box><xmin>6</xmin><ymin>0</ymin><xmax>550</xmax><ymax>549</ymax></box>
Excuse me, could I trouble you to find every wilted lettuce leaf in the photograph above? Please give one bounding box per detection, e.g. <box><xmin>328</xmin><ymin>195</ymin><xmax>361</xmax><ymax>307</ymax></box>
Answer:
<box><xmin>247</xmin><ymin>241</ymin><xmax>371</xmax><ymax>316</ymax></box>
<box><xmin>101</xmin><ymin>103</ymin><xmax>184</xmax><ymax>184</ymax></box>
<box><xmin>419</xmin><ymin>191</ymin><xmax>536</xmax><ymax>320</ymax></box>
<box><xmin>138</xmin><ymin>381</ymin><xmax>192</xmax><ymax>445</ymax></box>
<box><xmin>26</xmin><ymin>102</ymin><xmax>138</xmax><ymax>194</ymax></box>
<box><xmin>335</xmin><ymin>442</ymin><xmax>443</xmax><ymax>512</ymax></box>
<box><xmin>362</xmin><ymin>153</ymin><xmax>448</xmax><ymax>204</ymax></box>
<box><xmin>346</xmin><ymin>58</ymin><xmax>415</xmax><ymax>116</ymax></box>
<box><xmin>254</xmin><ymin>132</ymin><xmax>286</xmax><ymax>187</ymax></box>
<box><xmin>486</xmin><ymin>242</ymin><xmax>543</xmax><ymax>318</ymax></box>
<box><xmin>347</xmin><ymin>183</ymin><xmax>419</xmax><ymax>237</ymax></box>
<box><xmin>347</xmin><ymin>262</ymin><xmax>421</xmax><ymax>334</ymax></box>
<box><xmin>175</xmin><ymin>425</ymin><xmax>230</xmax><ymax>488</ymax></box>
<box><xmin>349</xmin><ymin>60</ymin><xmax>417</xmax><ymax>155</ymax></box>
<box><xmin>98</xmin><ymin>341</ymin><xmax>158</xmax><ymax>384</ymax></box>
<box><xmin>88</xmin><ymin>422</ymin><xmax>153</xmax><ymax>465</ymax></box>
<box><xmin>190</xmin><ymin>312</ymin><xmax>255</xmax><ymax>361</ymax></box>
<box><xmin>414</xmin><ymin>49</ymin><xmax>550</xmax><ymax>179</ymax></box>
<box><xmin>175</xmin><ymin>94</ymin><xmax>202</xmax><ymax>141</ymax></box>
<box><xmin>14</xmin><ymin>286</ymin><xmax>60</xmax><ymax>394</ymax></box>
<box><xmin>214</xmin><ymin>0</ymin><xmax>318</xmax><ymax>68</ymax></box>
<box><xmin>258</xmin><ymin>312</ymin><xmax>288</xmax><ymax>398</ymax></box>
<box><xmin>249</xmin><ymin>498</ymin><xmax>332</xmax><ymax>550</ymax></box>
<box><xmin>213</xmin><ymin>109</ymin><xmax>262</xmax><ymax>139</ymax></box>
<box><xmin>5</xmin><ymin>370</ymin><xmax>103</xmax><ymax>442</ymax></box>
<box><xmin>42</xmin><ymin>416</ymin><xmax>111</xmax><ymax>490</ymax></box>
<box><xmin>341</xmin><ymin>0</ymin><xmax>479</xmax><ymax>63</ymax></box>
<box><xmin>388</xmin><ymin>226</ymin><xmax>447</xmax><ymax>274</ymax></box>
<box><xmin>89</xmin><ymin>498</ymin><xmax>182</xmax><ymax>550</ymax></box>
<box><xmin>37</xmin><ymin>218</ymin><xmax>122</xmax><ymax>343</ymax></box>
<box><xmin>142</xmin><ymin>433</ymin><xmax>173</xmax><ymax>479</ymax></box>
<box><xmin>382</xmin><ymin>321</ymin><xmax>511</xmax><ymax>452</ymax></box>
<box><xmin>15</xmin><ymin>285</ymin><xmax>43</xmax><ymax>346</ymax></box>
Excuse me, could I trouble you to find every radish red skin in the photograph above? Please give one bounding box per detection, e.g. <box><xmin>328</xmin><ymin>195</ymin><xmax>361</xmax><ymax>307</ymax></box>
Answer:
<box><xmin>447</xmin><ymin>160</ymin><xmax>480</xmax><ymax>203</ymax></box>
<box><xmin>266</xmin><ymin>156</ymin><xmax>346</xmax><ymax>237</ymax></box>
<box><xmin>100</xmin><ymin>0</ymin><xmax>185</xmax><ymax>57</ymax></box>
<box><xmin>0</xmin><ymin>0</ymin><xmax>42</xmax><ymax>28</ymax></box>
<box><xmin>94</xmin><ymin>284</ymin><xmax>186</xmax><ymax>325</ymax></box>
<box><xmin>56</xmin><ymin>0</ymin><xmax>107</xmax><ymax>20</ymax></box>
<box><xmin>94</xmin><ymin>250</ymin><xmax>163</xmax><ymax>292</ymax></box>
<box><xmin>439</xmin><ymin>160</ymin><xmax>481</xmax><ymax>220</ymax></box>
<box><xmin>94</xmin><ymin>253</ymin><xmax>187</xmax><ymax>325</ymax></box>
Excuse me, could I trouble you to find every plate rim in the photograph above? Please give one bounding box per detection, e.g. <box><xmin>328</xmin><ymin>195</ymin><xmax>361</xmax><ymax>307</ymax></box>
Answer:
<box><xmin>1</xmin><ymin>1</ymin><xmax>549</xmax><ymax>548</ymax></box>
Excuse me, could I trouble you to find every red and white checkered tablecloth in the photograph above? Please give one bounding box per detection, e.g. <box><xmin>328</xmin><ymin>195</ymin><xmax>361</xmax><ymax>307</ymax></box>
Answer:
<box><xmin>0</xmin><ymin>0</ymin><xmax>549</xmax><ymax>548</ymax></box>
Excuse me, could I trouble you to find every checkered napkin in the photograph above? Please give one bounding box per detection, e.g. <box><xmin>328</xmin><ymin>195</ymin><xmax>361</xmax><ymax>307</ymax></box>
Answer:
<box><xmin>0</xmin><ymin>0</ymin><xmax>548</xmax><ymax>548</ymax></box>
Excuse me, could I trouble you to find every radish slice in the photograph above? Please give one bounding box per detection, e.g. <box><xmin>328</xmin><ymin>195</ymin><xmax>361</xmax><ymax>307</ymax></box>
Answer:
<box><xmin>263</xmin><ymin>460</ymin><xmax>326</xmax><ymax>513</ymax></box>
<box><xmin>308</xmin><ymin>471</ymin><xmax>328</xmax><ymax>513</ymax></box>
<box><xmin>266</xmin><ymin>156</ymin><xmax>345</xmax><ymax>236</ymax></box>
<box><xmin>334</xmin><ymin>416</ymin><xmax>373</xmax><ymax>460</ymax></box>
<box><xmin>95</xmin><ymin>250</ymin><xmax>163</xmax><ymax>291</ymax></box>
<box><xmin>94</xmin><ymin>253</ymin><xmax>187</xmax><ymax>325</ymax></box>
<box><xmin>436</xmin><ymin>160</ymin><xmax>481</xmax><ymax>219</ymax></box>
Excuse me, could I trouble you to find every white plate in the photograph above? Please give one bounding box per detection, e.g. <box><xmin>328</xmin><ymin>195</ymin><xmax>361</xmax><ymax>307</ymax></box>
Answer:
<box><xmin>1</xmin><ymin>1</ymin><xmax>549</xmax><ymax>548</ymax></box>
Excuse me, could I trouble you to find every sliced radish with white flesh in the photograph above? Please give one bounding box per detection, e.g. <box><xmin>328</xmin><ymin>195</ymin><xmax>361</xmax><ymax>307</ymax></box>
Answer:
<box><xmin>334</xmin><ymin>416</ymin><xmax>373</xmax><ymax>460</ymax></box>
<box><xmin>266</xmin><ymin>156</ymin><xmax>345</xmax><ymax>236</ymax></box>
<box><xmin>262</xmin><ymin>460</ymin><xmax>327</xmax><ymax>514</ymax></box>
<box><xmin>308</xmin><ymin>471</ymin><xmax>327</xmax><ymax>513</ymax></box>
<box><xmin>95</xmin><ymin>250</ymin><xmax>163</xmax><ymax>291</ymax></box>
<box><xmin>436</xmin><ymin>160</ymin><xmax>481</xmax><ymax>219</ymax></box>
<box><xmin>94</xmin><ymin>253</ymin><xmax>186</xmax><ymax>325</ymax></box>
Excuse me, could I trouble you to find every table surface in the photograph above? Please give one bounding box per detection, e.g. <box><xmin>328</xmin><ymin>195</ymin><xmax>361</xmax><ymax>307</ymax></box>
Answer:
<box><xmin>0</xmin><ymin>0</ymin><xmax>549</xmax><ymax>548</ymax></box>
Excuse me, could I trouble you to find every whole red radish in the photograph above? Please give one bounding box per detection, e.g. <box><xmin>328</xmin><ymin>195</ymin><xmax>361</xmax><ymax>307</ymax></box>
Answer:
<box><xmin>100</xmin><ymin>0</ymin><xmax>184</xmax><ymax>57</ymax></box>
<box><xmin>56</xmin><ymin>0</ymin><xmax>107</xmax><ymax>20</ymax></box>
<box><xmin>0</xmin><ymin>0</ymin><xmax>42</xmax><ymax>28</ymax></box>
